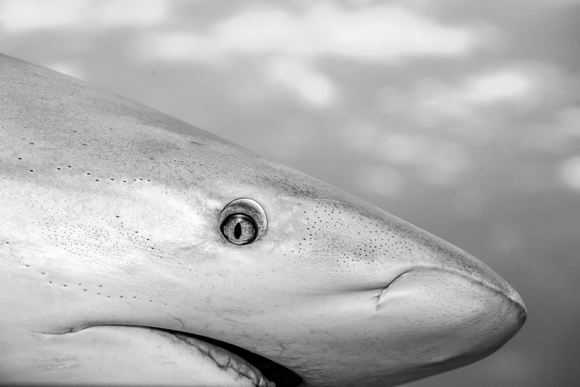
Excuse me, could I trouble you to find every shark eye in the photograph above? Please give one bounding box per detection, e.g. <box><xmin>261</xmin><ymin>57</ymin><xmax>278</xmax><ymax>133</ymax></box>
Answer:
<box><xmin>219</xmin><ymin>199</ymin><xmax>267</xmax><ymax>245</ymax></box>
<box><xmin>221</xmin><ymin>214</ymin><xmax>257</xmax><ymax>245</ymax></box>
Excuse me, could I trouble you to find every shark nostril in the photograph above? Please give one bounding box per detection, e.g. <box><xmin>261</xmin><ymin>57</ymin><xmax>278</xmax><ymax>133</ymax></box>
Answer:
<box><xmin>374</xmin><ymin>271</ymin><xmax>409</xmax><ymax>312</ymax></box>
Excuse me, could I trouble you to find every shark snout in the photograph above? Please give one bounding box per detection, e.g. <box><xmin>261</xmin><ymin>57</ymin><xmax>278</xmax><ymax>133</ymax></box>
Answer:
<box><xmin>373</xmin><ymin>265</ymin><xmax>526</xmax><ymax>367</ymax></box>
<box><xmin>322</xmin><ymin>205</ymin><xmax>528</xmax><ymax>375</ymax></box>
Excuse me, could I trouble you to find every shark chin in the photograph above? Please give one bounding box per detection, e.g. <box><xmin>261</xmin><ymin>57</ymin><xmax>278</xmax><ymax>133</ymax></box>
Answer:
<box><xmin>0</xmin><ymin>53</ymin><xmax>526</xmax><ymax>387</ymax></box>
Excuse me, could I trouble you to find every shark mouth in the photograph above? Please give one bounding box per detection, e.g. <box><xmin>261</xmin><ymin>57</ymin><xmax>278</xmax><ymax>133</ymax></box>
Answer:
<box><xmin>164</xmin><ymin>328</ymin><xmax>303</xmax><ymax>387</ymax></box>
<box><xmin>40</xmin><ymin>325</ymin><xmax>303</xmax><ymax>387</ymax></box>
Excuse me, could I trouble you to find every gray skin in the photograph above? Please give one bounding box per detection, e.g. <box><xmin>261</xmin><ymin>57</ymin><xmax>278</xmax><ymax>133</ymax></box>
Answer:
<box><xmin>0</xmin><ymin>54</ymin><xmax>526</xmax><ymax>387</ymax></box>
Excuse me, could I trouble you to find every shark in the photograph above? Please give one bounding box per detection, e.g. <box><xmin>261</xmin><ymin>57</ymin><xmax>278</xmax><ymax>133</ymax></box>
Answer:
<box><xmin>0</xmin><ymin>54</ymin><xmax>526</xmax><ymax>387</ymax></box>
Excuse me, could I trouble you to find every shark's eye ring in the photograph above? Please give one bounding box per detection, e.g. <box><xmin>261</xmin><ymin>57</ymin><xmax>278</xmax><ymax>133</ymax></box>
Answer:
<box><xmin>219</xmin><ymin>199</ymin><xmax>267</xmax><ymax>245</ymax></box>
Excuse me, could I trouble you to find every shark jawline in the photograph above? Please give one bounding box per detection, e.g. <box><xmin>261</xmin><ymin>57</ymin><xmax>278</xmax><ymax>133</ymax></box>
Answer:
<box><xmin>180</xmin><ymin>330</ymin><xmax>303</xmax><ymax>387</ymax></box>
<box><xmin>41</xmin><ymin>325</ymin><xmax>303</xmax><ymax>387</ymax></box>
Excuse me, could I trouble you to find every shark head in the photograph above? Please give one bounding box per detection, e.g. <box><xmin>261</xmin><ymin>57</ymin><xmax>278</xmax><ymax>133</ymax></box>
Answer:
<box><xmin>0</xmin><ymin>54</ymin><xmax>525</xmax><ymax>387</ymax></box>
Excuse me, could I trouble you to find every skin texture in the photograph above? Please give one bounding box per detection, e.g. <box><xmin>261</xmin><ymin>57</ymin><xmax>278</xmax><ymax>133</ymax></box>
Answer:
<box><xmin>0</xmin><ymin>54</ymin><xmax>526</xmax><ymax>387</ymax></box>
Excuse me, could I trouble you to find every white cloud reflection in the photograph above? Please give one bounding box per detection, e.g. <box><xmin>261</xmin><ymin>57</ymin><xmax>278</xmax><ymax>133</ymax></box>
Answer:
<box><xmin>417</xmin><ymin>68</ymin><xmax>534</xmax><ymax>120</ymax></box>
<box><xmin>147</xmin><ymin>4</ymin><xmax>478</xmax><ymax>62</ymax></box>
<box><xmin>559</xmin><ymin>156</ymin><xmax>580</xmax><ymax>191</ymax></box>
<box><xmin>268</xmin><ymin>58</ymin><xmax>336</xmax><ymax>107</ymax></box>
<box><xmin>0</xmin><ymin>0</ymin><xmax>169</xmax><ymax>32</ymax></box>
<box><xmin>465</xmin><ymin>71</ymin><xmax>531</xmax><ymax>105</ymax></box>
<box><xmin>141</xmin><ymin>3</ymin><xmax>482</xmax><ymax>106</ymax></box>
<box><xmin>0</xmin><ymin>1</ymin><xmax>488</xmax><ymax>107</ymax></box>
<box><xmin>343</xmin><ymin>120</ymin><xmax>472</xmax><ymax>187</ymax></box>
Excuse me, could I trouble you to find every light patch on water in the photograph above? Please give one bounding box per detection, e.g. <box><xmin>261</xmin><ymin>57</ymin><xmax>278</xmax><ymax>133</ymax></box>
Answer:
<box><xmin>0</xmin><ymin>0</ymin><xmax>85</xmax><ymax>32</ymax></box>
<box><xmin>91</xmin><ymin>0</ymin><xmax>169</xmax><ymax>28</ymax></box>
<box><xmin>342</xmin><ymin>127</ymin><xmax>471</xmax><ymax>187</ymax></box>
<box><xmin>354</xmin><ymin>164</ymin><xmax>403</xmax><ymax>197</ymax></box>
<box><xmin>415</xmin><ymin>67</ymin><xmax>537</xmax><ymax>122</ymax></box>
<box><xmin>136</xmin><ymin>3</ymin><xmax>481</xmax><ymax>106</ymax></box>
<box><xmin>267</xmin><ymin>58</ymin><xmax>336</xmax><ymax>107</ymax></box>
<box><xmin>464</xmin><ymin>70</ymin><xmax>531</xmax><ymax>105</ymax></box>
<box><xmin>143</xmin><ymin>3</ymin><xmax>478</xmax><ymax>62</ymax></box>
<box><xmin>559</xmin><ymin>156</ymin><xmax>580</xmax><ymax>191</ymax></box>
<box><xmin>376</xmin><ymin>133</ymin><xmax>470</xmax><ymax>175</ymax></box>
<box><xmin>0</xmin><ymin>0</ymin><xmax>169</xmax><ymax>32</ymax></box>
<box><xmin>145</xmin><ymin>32</ymin><xmax>204</xmax><ymax>62</ymax></box>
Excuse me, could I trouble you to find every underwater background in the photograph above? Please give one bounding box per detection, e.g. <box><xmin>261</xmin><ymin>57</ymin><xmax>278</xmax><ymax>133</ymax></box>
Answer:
<box><xmin>1</xmin><ymin>1</ymin><xmax>577</xmax><ymax>385</ymax></box>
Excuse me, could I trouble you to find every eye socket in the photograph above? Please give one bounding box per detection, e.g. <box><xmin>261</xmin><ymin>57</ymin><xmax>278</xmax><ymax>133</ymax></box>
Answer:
<box><xmin>221</xmin><ymin>214</ymin><xmax>257</xmax><ymax>245</ymax></box>
<box><xmin>219</xmin><ymin>198</ymin><xmax>267</xmax><ymax>245</ymax></box>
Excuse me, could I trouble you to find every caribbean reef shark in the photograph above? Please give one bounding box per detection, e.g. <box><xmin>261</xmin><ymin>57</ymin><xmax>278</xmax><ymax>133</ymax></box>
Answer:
<box><xmin>0</xmin><ymin>54</ymin><xmax>526</xmax><ymax>387</ymax></box>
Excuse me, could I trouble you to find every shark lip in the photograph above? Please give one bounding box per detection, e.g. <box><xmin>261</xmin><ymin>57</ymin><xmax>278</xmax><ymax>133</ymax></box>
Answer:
<box><xmin>169</xmin><ymin>330</ymin><xmax>275</xmax><ymax>387</ymax></box>
<box><xmin>167</xmin><ymin>328</ymin><xmax>303</xmax><ymax>387</ymax></box>
<box><xmin>47</xmin><ymin>325</ymin><xmax>303</xmax><ymax>387</ymax></box>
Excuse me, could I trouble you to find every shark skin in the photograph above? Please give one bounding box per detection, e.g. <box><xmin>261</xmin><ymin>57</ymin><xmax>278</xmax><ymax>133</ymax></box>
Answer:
<box><xmin>0</xmin><ymin>54</ymin><xmax>526</xmax><ymax>387</ymax></box>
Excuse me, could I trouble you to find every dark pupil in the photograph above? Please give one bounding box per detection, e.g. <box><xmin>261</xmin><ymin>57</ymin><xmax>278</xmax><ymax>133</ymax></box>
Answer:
<box><xmin>234</xmin><ymin>222</ymin><xmax>242</xmax><ymax>239</ymax></box>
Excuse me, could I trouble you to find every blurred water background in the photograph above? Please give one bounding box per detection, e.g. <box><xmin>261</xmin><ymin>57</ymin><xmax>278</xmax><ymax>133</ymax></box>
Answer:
<box><xmin>1</xmin><ymin>0</ymin><xmax>578</xmax><ymax>385</ymax></box>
